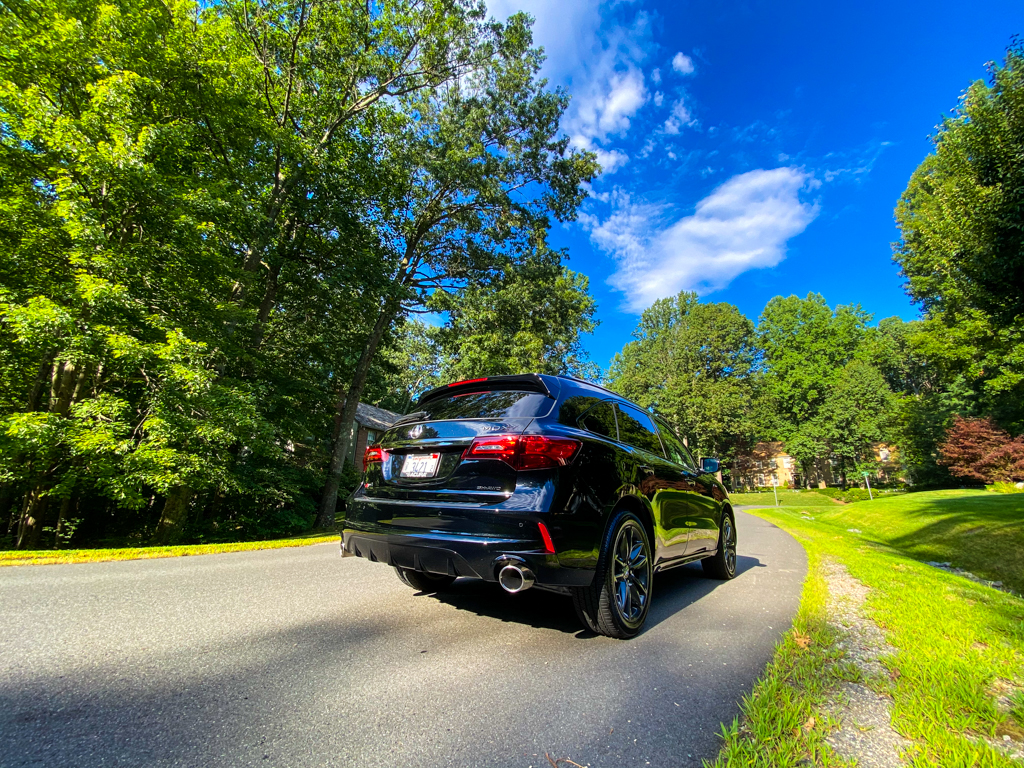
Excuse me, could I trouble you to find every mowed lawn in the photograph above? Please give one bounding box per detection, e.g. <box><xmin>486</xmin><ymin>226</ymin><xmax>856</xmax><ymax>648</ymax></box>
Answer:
<box><xmin>712</xmin><ymin>489</ymin><xmax>1024</xmax><ymax>767</ymax></box>
<box><xmin>774</xmin><ymin>489</ymin><xmax>1024</xmax><ymax>594</ymax></box>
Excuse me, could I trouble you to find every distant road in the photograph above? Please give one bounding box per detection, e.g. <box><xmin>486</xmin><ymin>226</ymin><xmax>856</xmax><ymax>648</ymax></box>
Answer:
<box><xmin>0</xmin><ymin>510</ymin><xmax>805</xmax><ymax>768</ymax></box>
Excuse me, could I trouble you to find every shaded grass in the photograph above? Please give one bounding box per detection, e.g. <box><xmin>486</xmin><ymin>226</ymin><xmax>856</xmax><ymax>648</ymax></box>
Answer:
<box><xmin>709</xmin><ymin>490</ymin><xmax>1024</xmax><ymax>766</ymax></box>
<box><xmin>0</xmin><ymin>532</ymin><xmax>338</xmax><ymax>567</ymax></box>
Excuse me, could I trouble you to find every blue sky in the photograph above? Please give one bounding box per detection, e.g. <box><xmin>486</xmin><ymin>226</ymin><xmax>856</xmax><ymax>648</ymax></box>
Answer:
<box><xmin>486</xmin><ymin>0</ymin><xmax>1024</xmax><ymax>369</ymax></box>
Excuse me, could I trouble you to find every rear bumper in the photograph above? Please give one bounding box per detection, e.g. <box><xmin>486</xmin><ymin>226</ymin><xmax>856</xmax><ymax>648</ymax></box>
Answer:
<box><xmin>341</xmin><ymin>525</ymin><xmax>595</xmax><ymax>587</ymax></box>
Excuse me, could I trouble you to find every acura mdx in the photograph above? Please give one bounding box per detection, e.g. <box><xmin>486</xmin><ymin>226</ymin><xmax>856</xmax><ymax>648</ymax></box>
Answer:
<box><xmin>341</xmin><ymin>374</ymin><xmax>737</xmax><ymax>638</ymax></box>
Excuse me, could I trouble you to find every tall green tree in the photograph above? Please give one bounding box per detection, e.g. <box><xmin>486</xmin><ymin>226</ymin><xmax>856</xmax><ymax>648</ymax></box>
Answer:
<box><xmin>315</xmin><ymin>12</ymin><xmax>598</xmax><ymax>525</ymax></box>
<box><xmin>894</xmin><ymin>45</ymin><xmax>1024</xmax><ymax>433</ymax></box>
<box><xmin>606</xmin><ymin>292</ymin><xmax>758</xmax><ymax>474</ymax></box>
<box><xmin>757</xmin><ymin>293</ymin><xmax>875</xmax><ymax>483</ymax></box>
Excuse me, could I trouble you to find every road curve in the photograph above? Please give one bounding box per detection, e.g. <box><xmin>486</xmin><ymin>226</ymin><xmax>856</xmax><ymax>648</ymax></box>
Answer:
<box><xmin>0</xmin><ymin>510</ymin><xmax>805</xmax><ymax>768</ymax></box>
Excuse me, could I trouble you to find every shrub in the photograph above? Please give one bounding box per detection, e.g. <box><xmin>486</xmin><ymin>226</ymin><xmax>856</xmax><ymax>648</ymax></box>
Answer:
<box><xmin>988</xmin><ymin>481</ymin><xmax>1024</xmax><ymax>494</ymax></box>
<box><xmin>938</xmin><ymin>416</ymin><xmax>1024</xmax><ymax>483</ymax></box>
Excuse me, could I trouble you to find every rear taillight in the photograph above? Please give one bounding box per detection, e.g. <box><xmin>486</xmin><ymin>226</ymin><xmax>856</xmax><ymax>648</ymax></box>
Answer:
<box><xmin>463</xmin><ymin>434</ymin><xmax>519</xmax><ymax>464</ymax></box>
<box><xmin>464</xmin><ymin>434</ymin><xmax>581</xmax><ymax>470</ymax></box>
<box><xmin>363</xmin><ymin>445</ymin><xmax>386</xmax><ymax>471</ymax></box>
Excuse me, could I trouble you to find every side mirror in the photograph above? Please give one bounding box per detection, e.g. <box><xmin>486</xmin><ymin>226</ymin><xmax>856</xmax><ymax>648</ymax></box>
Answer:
<box><xmin>701</xmin><ymin>457</ymin><xmax>720</xmax><ymax>474</ymax></box>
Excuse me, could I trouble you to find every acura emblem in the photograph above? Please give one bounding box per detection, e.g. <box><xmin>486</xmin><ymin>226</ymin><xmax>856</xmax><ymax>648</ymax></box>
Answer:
<box><xmin>409</xmin><ymin>424</ymin><xmax>424</xmax><ymax>438</ymax></box>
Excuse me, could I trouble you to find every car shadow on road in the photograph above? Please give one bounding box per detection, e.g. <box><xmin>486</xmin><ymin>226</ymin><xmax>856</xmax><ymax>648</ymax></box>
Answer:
<box><xmin>423</xmin><ymin>554</ymin><xmax>764</xmax><ymax>637</ymax></box>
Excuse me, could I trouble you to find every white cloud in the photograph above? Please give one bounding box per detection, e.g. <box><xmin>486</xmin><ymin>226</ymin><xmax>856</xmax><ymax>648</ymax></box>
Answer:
<box><xmin>585</xmin><ymin>168</ymin><xmax>820</xmax><ymax>311</ymax></box>
<box><xmin>653</xmin><ymin>91</ymin><xmax>664</xmax><ymax>107</ymax></box>
<box><xmin>672</xmin><ymin>52</ymin><xmax>695</xmax><ymax>74</ymax></box>
<box><xmin>663</xmin><ymin>99</ymin><xmax>693</xmax><ymax>134</ymax></box>
<box><xmin>487</xmin><ymin>2</ymin><xmax>654</xmax><ymax>176</ymax></box>
<box><xmin>651</xmin><ymin>67</ymin><xmax>661</xmax><ymax>84</ymax></box>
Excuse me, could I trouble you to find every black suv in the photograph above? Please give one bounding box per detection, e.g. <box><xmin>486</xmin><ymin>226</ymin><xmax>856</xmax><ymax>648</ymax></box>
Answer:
<box><xmin>342</xmin><ymin>374</ymin><xmax>736</xmax><ymax>638</ymax></box>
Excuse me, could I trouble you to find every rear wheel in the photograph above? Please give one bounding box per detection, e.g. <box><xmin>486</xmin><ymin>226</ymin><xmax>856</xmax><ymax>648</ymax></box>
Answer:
<box><xmin>702</xmin><ymin>511</ymin><xmax>737</xmax><ymax>580</ymax></box>
<box><xmin>394</xmin><ymin>567</ymin><xmax>456</xmax><ymax>592</ymax></box>
<box><xmin>572</xmin><ymin>510</ymin><xmax>653</xmax><ymax>639</ymax></box>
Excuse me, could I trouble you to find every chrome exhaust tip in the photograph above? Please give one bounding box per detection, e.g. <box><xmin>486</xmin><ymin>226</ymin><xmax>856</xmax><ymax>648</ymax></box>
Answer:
<box><xmin>498</xmin><ymin>564</ymin><xmax>535</xmax><ymax>593</ymax></box>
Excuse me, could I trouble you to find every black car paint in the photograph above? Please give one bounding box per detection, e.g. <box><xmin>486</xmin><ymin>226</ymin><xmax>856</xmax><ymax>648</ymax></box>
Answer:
<box><xmin>341</xmin><ymin>374</ymin><xmax>732</xmax><ymax>588</ymax></box>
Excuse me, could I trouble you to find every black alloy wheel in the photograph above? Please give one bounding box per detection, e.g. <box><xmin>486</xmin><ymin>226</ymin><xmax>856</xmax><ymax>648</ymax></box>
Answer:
<box><xmin>394</xmin><ymin>567</ymin><xmax>456</xmax><ymax>592</ymax></box>
<box><xmin>573</xmin><ymin>511</ymin><xmax>653</xmax><ymax>639</ymax></box>
<box><xmin>702</xmin><ymin>511</ymin><xmax>738</xmax><ymax>580</ymax></box>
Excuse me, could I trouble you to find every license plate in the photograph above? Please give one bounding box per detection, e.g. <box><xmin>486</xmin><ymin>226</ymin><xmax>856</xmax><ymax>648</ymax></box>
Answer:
<box><xmin>401</xmin><ymin>453</ymin><xmax>441</xmax><ymax>478</ymax></box>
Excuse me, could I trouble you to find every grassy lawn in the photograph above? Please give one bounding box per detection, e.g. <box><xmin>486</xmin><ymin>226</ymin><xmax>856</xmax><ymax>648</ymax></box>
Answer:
<box><xmin>0</xmin><ymin>532</ymin><xmax>339</xmax><ymax>567</ymax></box>
<box><xmin>730</xmin><ymin>490</ymin><xmax>842</xmax><ymax>507</ymax></box>
<box><xmin>710</xmin><ymin>490</ymin><xmax>1024</xmax><ymax>766</ymax></box>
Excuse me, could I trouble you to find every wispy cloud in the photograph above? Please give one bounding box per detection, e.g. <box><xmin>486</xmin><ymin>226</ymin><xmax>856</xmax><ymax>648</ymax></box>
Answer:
<box><xmin>663</xmin><ymin>99</ymin><xmax>694</xmax><ymax>134</ymax></box>
<box><xmin>582</xmin><ymin>168</ymin><xmax>820</xmax><ymax>311</ymax></box>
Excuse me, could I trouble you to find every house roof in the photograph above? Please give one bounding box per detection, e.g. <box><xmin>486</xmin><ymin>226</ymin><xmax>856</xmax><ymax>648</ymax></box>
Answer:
<box><xmin>355</xmin><ymin>402</ymin><xmax>402</xmax><ymax>431</ymax></box>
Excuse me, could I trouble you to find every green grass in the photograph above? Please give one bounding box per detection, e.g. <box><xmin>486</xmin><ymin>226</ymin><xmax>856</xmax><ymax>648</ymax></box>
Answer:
<box><xmin>729</xmin><ymin>490</ymin><xmax>842</xmax><ymax>507</ymax></box>
<box><xmin>709</xmin><ymin>490</ymin><xmax>1024</xmax><ymax>767</ymax></box>
<box><xmin>0</xmin><ymin>532</ymin><xmax>339</xmax><ymax>567</ymax></box>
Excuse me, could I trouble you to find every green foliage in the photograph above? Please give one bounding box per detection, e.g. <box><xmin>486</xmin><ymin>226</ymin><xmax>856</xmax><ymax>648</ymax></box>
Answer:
<box><xmin>606</xmin><ymin>291</ymin><xmax>758</xmax><ymax>473</ymax></box>
<box><xmin>895</xmin><ymin>46</ymin><xmax>1024</xmax><ymax>433</ymax></box>
<box><xmin>0</xmin><ymin>0</ymin><xmax>598</xmax><ymax>547</ymax></box>
<box><xmin>988</xmin><ymin>482</ymin><xmax>1024</xmax><ymax>494</ymax></box>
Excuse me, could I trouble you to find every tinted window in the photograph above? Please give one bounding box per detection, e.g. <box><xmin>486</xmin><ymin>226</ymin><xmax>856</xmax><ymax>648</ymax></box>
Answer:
<box><xmin>578</xmin><ymin>401</ymin><xmax>618</xmax><ymax>440</ymax></box>
<box><xmin>655</xmin><ymin>418</ymin><xmax>694</xmax><ymax>468</ymax></box>
<box><xmin>557</xmin><ymin>395</ymin><xmax>602</xmax><ymax>426</ymax></box>
<box><xmin>409</xmin><ymin>391</ymin><xmax>552</xmax><ymax>421</ymax></box>
<box><xmin>616</xmin><ymin>404</ymin><xmax>665</xmax><ymax>457</ymax></box>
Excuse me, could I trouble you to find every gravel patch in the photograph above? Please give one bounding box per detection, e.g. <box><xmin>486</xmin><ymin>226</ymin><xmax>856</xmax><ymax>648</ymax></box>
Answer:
<box><xmin>822</xmin><ymin>560</ymin><xmax>911</xmax><ymax>767</ymax></box>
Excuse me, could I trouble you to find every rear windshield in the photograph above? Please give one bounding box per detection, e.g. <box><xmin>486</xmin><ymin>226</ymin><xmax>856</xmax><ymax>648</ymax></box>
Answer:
<box><xmin>409</xmin><ymin>390</ymin><xmax>553</xmax><ymax>421</ymax></box>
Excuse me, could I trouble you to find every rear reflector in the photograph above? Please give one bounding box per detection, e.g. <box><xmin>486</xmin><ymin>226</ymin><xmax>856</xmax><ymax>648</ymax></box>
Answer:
<box><xmin>464</xmin><ymin>434</ymin><xmax>581</xmax><ymax>470</ymax></box>
<box><xmin>537</xmin><ymin>522</ymin><xmax>556</xmax><ymax>554</ymax></box>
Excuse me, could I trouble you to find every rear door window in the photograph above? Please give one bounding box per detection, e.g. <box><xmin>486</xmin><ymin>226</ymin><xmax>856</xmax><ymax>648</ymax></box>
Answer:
<box><xmin>406</xmin><ymin>390</ymin><xmax>552</xmax><ymax>421</ymax></box>
<box><xmin>615</xmin><ymin>404</ymin><xmax>665</xmax><ymax>457</ymax></box>
<box><xmin>578</xmin><ymin>401</ymin><xmax>618</xmax><ymax>440</ymax></box>
<box><xmin>655</xmin><ymin>418</ymin><xmax>695</xmax><ymax>469</ymax></box>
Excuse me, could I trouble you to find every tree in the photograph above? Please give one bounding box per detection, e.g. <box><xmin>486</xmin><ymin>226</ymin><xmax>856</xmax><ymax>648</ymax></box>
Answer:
<box><xmin>818</xmin><ymin>359</ymin><xmax>895</xmax><ymax>486</ymax></box>
<box><xmin>314</xmin><ymin>13</ymin><xmax>599</xmax><ymax>526</ymax></box>
<box><xmin>938</xmin><ymin>415</ymin><xmax>1024</xmax><ymax>484</ymax></box>
<box><xmin>757</xmin><ymin>293</ymin><xmax>871</xmax><ymax>483</ymax></box>
<box><xmin>894</xmin><ymin>45</ymin><xmax>1024</xmax><ymax>433</ymax></box>
<box><xmin>430</xmin><ymin>256</ymin><xmax>598</xmax><ymax>382</ymax></box>
<box><xmin>606</xmin><ymin>292</ymin><xmax>758</xmax><ymax>476</ymax></box>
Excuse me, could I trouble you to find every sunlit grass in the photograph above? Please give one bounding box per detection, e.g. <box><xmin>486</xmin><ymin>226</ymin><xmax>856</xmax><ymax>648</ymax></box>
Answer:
<box><xmin>0</xmin><ymin>532</ymin><xmax>338</xmax><ymax>567</ymax></box>
<box><xmin>729</xmin><ymin>490</ymin><xmax>841</xmax><ymax>507</ymax></box>
<box><xmin>709</xmin><ymin>491</ymin><xmax>1024</xmax><ymax>766</ymax></box>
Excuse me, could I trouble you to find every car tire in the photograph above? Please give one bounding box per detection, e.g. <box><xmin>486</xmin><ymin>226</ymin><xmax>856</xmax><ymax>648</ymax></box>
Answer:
<box><xmin>394</xmin><ymin>567</ymin><xmax>456</xmax><ymax>592</ymax></box>
<box><xmin>572</xmin><ymin>510</ymin><xmax>653</xmax><ymax>639</ymax></box>
<box><xmin>702</xmin><ymin>510</ymin><xmax>738</xmax><ymax>580</ymax></box>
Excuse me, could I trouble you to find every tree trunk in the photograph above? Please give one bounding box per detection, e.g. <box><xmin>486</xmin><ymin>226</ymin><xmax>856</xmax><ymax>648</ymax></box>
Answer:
<box><xmin>55</xmin><ymin>495</ymin><xmax>75</xmax><ymax>548</ymax></box>
<box><xmin>315</xmin><ymin>301</ymin><xmax>397</xmax><ymax>528</ymax></box>
<box><xmin>16</xmin><ymin>485</ymin><xmax>48</xmax><ymax>549</ymax></box>
<box><xmin>154</xmin><ymin>486</ymin><xmax>194</xmax><ymax>545</ymax></box>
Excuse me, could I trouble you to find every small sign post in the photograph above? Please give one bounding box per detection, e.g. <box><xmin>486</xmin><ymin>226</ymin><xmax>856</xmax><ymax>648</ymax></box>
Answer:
<box><xmin>773</xmin><ymin>476</ymin><xmax>779</xmax><ymax>507</ymax></box>
<box><xmin>862</xmin><ymin>471</ymin><xmax>873</xmax><ymax>501</ymax></box>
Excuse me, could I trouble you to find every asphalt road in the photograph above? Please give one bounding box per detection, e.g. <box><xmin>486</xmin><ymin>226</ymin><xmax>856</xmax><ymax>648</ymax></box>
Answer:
<box><xmin>0</xmin><ymin>510</ymin><xmax>805</xmax><ymax>768</ymax></box>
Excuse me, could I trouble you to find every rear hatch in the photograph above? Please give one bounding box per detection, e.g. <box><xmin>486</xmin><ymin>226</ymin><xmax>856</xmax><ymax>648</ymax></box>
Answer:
<box><xmin>364</xmin><ymin>375</ymin><xmax>558</xmax><ymax>502</ymax></box>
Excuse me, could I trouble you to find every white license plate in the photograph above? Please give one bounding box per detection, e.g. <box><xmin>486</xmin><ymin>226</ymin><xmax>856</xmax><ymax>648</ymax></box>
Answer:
<box><xmin>401</xmin><ymin>453</ymin><xmax>441</xmax><ymax>478</ymax></box>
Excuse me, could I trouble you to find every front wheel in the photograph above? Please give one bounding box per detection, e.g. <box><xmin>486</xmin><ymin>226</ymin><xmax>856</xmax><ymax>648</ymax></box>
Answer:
<box><xmin>572</xmin><ymin>511</ymin><xmax>653</xmax><ymax>639</ymax></box>
<box><xmin>394</xmin><ymin>567</ymin><xmax>456</xmax><ymax>592</ymax></box>
<box><xmin>702</xmin><ymin>511</ymin><xmax>737</xmax><ymax>580</ymax></box>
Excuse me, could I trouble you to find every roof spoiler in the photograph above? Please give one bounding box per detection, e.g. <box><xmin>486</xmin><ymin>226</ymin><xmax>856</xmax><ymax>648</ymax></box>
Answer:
<box><xmin>417</xmin><ymin>374</ymin><xmax>556</xmax><ymax>405</ymax></box>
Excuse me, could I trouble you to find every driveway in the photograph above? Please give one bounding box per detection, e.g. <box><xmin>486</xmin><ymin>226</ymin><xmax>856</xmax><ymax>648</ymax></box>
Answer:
<box><xmin>0</xmin><ymin>510</ymin><xmax>805</xmax><ymax>768</ymax></box>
